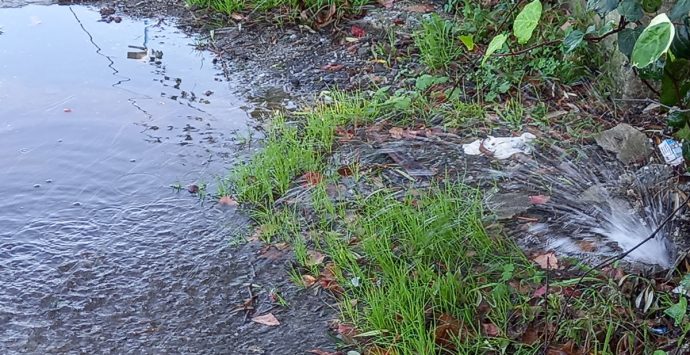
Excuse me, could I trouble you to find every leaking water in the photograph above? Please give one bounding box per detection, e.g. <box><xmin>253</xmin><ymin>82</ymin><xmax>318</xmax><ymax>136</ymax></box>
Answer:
<box><xmin>0</xmin><ymin>4</ymin><xmax>264</xmax><ymax>352</ymax></box>
<box><xmin>489</xmin><ymin>146</ymin><xmax>682</xmax><ymax>270</ymax></box>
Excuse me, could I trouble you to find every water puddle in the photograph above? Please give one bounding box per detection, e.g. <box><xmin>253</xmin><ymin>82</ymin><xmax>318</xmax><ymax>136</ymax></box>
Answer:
<box><xmin>0</xmin><ymin>4</ymin><xmax>258</xmax><ymax>352</ymax></box>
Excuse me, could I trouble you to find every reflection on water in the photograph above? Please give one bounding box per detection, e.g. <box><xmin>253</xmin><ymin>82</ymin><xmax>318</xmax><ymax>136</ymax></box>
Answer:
<box><xmin>0</xmin><ymin>4</ymin><xmax>254</xmax><ymax>352</ymax></box>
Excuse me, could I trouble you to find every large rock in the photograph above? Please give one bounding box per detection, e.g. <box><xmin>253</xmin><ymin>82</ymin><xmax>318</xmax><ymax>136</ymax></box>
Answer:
<box><xmin>595</xmin><ymin>123</ymin><xmax>652</xmax><ymax>164</ymax></box>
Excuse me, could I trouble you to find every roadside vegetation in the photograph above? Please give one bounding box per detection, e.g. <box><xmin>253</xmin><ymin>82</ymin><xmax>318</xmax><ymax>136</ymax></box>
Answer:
<box><xmin>209</xmin><ymin>0</ymin><xmax>690</xmax><ymax>353</ymax></box>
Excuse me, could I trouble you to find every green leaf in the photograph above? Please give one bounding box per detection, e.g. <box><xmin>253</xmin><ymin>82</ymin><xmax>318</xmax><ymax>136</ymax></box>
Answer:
<box><xmin>513</xmin><ymin>0</ymin><xmax>542</xmax><ymax>44</ymax></box>
<box><xmin>667</xmin><ymin>110</ymin><xmax>690</xmax><ymax>129</ymax></box>
<box><xmin>564</xmin><ymin>30</ymin><xmax>585</xmax><ymax>53</ymax></box>
<box><xmin>415</xmin><ymin>74</ymin><xmax>448</xmax><ymax>91</ymax></box>
<box><xmin>664</xmin><ymin>296</ymin><xmax>687</xmax><ymax>326</ymax></box>
<box><xmin>619</xmin><ymin>0</ymin><xmax>644</xmax><ymax>22</ymax></box>
<box><xmin>671</xmin><ymin>24</ymin><xmax>690</xmax><ymax>59</ymax></box>
<box><xmin>631</xmin><ymin>13</ymin><xmax>676</xmax><ymax>68</ymax></box>
<box><xmin>642</xmin><ymin>0</ymin><xmax>662</xmax><ymax>13</ymax></box>
<box><xmin>670</xmin><ymin>0</ymin><xmax>690</xmax><ymax>21</ymax></box>
<box><xmin>482</xmin><ymin>33</ymin><xmax>508</xmax><ymax>66</ymax></box>
<box><xmin>587</xmin><ymin>0</ymin><xmax>619</xmax><ymax>16</ymax></box>
<box><xmin>660</xmin><ymin>58</ymin><xmax>690</xmax><ymax>106</ymax></box>
<box><xmin>652</xmin><ymin>351</ymin><xmax>667</xmax><ymax>355</ymax></box>
<box><xmin>618</xmin><ymin>27</ymin><xmax>644</xmax><ymax>58</ymax></box>
<box><xmin>459</xmin><ymin>35</ymin><xmax>475</xmax><ymax>50</ymax></box>
<box><xmin>682</xmin><ymin>274</ymin><xmax>690</xmax><ymax>289</ymax></box>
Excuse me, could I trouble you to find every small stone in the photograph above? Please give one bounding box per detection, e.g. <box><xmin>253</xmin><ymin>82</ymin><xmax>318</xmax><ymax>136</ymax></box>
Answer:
<box><xmin>33</xmin><ymin>184</ymin><xmax>40</xmax><ymax>188</ymax></box>
<box><xmin>72</xmin><ymin>202</ymin><xmax>81</xmax><ymax>207</ymax></box>
<box><xmin>45</xmin><ymin>179</ymin><xmax>53</xmax><ymax>183</ymax></box>
<box><xmin>595</xmin><ymin>123</ymin><xmax>652</xmax><ymax>164</ymax></box>
<box><xmin>485</xmin><ymin>192</ymin><xmax>532</xmax><ymax>219</ymax></box>
<box><xmin>130</xmin><ymin>159</ymin><xmax>136</xmax><ymax>162</ymax></box>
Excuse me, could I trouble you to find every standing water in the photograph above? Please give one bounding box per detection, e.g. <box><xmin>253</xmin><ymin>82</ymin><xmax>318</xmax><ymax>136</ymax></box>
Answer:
<box><xmin>0</xmin><ymin>4</ymin><xmax>261</xmax><ymax>352</ymax></box>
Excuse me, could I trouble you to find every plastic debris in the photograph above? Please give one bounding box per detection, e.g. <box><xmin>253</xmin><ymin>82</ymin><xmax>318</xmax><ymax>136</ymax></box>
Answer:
<box><xmin>658</xmin><ymin>139</ymin><xmax>684</xmax><ymax>166</ymax></box>
<box><xmin>462</xmin><ymin>133</ymin><xmax>536</xmax><ymax>159</ymax></box>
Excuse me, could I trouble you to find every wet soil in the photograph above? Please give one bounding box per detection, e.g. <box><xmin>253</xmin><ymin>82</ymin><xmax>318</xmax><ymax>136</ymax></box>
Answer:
<box><xmin>0</xmin><ymin>4</ymin><xmax>337</xmax><ymax>354</ymax></box>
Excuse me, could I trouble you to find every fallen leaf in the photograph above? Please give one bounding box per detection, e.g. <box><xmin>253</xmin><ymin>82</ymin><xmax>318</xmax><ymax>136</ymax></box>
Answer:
<box><xmin>533</xmin><ymin>252</ymin><xmax>560</xmax><ymax>270</ymax></box>
<box><xmin>322</xmin><ymin>63</ymin><xmax>345</xmax><ymax>72</ymax></box>
<box><xmin>482</xmin><ymin>322</ymin><xmax>500</xmax><ymax>337</ymax></box>
<box><xmin>306</xmin><ymin>250</ymin><xmax>326</xmax><ymax>266</ymax></box>
<box><xmin>313</xmin><ymin>4</ymin><xmax>337</xmax><ymax>29</ymax></box>
<box><xmin>577</xmin><ymin>240</ymin><xmax>596</xmax><ymax>252</ymax></box>
<box><xmin>259</xmin><ymin>246</ymin><xmax>284</xmax><ymax>260</ymax></box>
<box><xmin>351</xmin><ymin>25</ymin><xmax>366</xmax><ymax>38</ymax></box>
<box><xmin>377</xmin><ymin>0</ymin><xmax>393</xmax><ymax>8</ymax></box>
<box><xmin>337</xmin><ymin>165</ymin><xmax>354</xmax><ymax>176</ymax></box>
<box><xmin>187</xmin><ymin>184</ymin><xmax>199</xmax><ymax>193</ymax></box>
<box><xmin>528</xmin><ymin>195</ymin><xmax>550</xmax><ymax>205</ymax></box>
<box><xmin>389</xmin><ymin>127</ymin><xmax>404</xmax><ymax>139</ymax></box>
<box><xmin>301</xmin><ymin>274</ymin><xmax>317</xmax><ymax>287</ymax></box>
<box><xmin>434</xmin><ymin>313</ymin><xmax>461</xmax><ymax>348</ymax></box>
<box><xmin>308</xmin><ymin>350</ymin><xmax>340</xmax><ymax>355</ymax></box>
<box><xmin>405</xmin><ymin>4</ymin><xmax>435</xmax><ymax>12</ymax></box>
<box><xmin>303</xmin><ymin>171</ymin><xmax>323</xmax><ymax>186</ymax></box>
<box><xmin>521</xmin><ymin>326</ymin><xmax>540</xmax><ymax>345</ymax></box>
<box><xmin>218</xmin><ymin>195</ymin><xmax>238</xmax><ymax>206</ymax></box>
<box><xmin>230</xmin><ymin>13</ymin><xmax>245</xmax><ymax>21</ymax></box>
<box><xmin>251</xmin><ymin>313</ymin><xmax>280</xmax><ymax>326</ymax></box>
<box><xmin>532</xmin><ymin>285</ymin><xmax>547</xmax><ymax>298</ymax></box>
<box><xmin>63</xmin><ymin>108</ymin><xmax>72</xmax><ymax>113</ymax></box>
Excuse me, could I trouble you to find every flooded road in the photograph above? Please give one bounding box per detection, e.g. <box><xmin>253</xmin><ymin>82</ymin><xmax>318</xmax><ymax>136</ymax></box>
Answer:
<box><xmin>0</xmin><ymin>4</ymin><xmax>305</xmax><ymax>353</ymax></box>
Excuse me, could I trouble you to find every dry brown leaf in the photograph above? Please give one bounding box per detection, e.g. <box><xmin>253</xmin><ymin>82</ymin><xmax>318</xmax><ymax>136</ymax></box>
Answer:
<box><xmin>230</xmin><ymin>13</ymin><xmax>245</xmax><ymax>21</ymax></box>
<box><xmin>377</xmin><ymin>0</ymin><xmax>393</xmax><ymax>8</ymax></box>
<box><xmin>389</xmin><ymin>127</ymin><xmax>404</xmax><ymax>139</ymax></box>
<box><xmin>482</xmin><ymin>322</ymin><xmax>500</xmax><ymax>337</ymax></box>
<box><xmin>322</xmin><ymin>63</ymin><xmax>345</xmax><ymax>72</ymax></box>
<box><xmin>577</xmin><ymin>240</ymin><xmax>597</xmax><ymax>252</ymax></box>
<box><xmin>533</xmin><ymin>252</ymin><xmax>560</xmax><ymax>270</ymax></box>
<box><xmin>306</xmin><ymin>250</ymin><xmax>326</xmax><ymax>266</ymax></box>
<box><xmin>521</xmin><ymin>326</ymin><xmax>540</xmax><ymax>345</ymax></box>
<box><xmin>405</xmin><ymin>4</ymin><xmax>435</xmax><ymax>12</ymax></box>
<box><xmin>336</xmin><ymin>323</ymin><xmax>357</xmax><ymax>343</ymax></box>
<box><xmin>434</xmin><ymin>313</ymin><xmax>461</xmax><ymax>348</ymax></box>
<box><xmin>307</xmin><ymin>350</ymin><xmax>340</xmax><ymax>355</ymax></box>
<box><xmin>218</xmin><ymin>195</ymin><xmax>238</xmax><ymax>206</ymax></box>
<box><xmin>303</xmin><ymin>171</ymin><xmax>323</xmax><ymax>186</ymax></box>
<box><xmin>301</xmin><ymin>274</ymin><xmax>317</xmax><ymax>287</ymax></box>
<box><xmin>251</xmin><ymin>313</ymin><xmax>280</xmax><ymax>326</ymax></box>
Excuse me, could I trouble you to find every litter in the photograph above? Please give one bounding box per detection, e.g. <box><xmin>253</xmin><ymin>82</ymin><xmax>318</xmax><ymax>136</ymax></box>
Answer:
<box><xmin>462</xmin><ymin>132</ymin><xmax>536</xmax><ymax>159</ymax></box>
<box><xmin>658</xmin><ymin>139</ymin><xmax>684</xmax><ymax>166</ymax></box>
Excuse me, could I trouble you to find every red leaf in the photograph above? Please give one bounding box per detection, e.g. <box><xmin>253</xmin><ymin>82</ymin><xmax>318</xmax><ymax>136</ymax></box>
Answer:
<box><xmin>351</xmin><ymin>25</ymin><xmax>366</xmax><ymax>38</ymax></box>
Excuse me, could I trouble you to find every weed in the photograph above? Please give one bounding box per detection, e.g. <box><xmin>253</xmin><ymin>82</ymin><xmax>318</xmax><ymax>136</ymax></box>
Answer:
<box><xmin>496</xmin><ymin>97</ymin><xmax>525</xmax><ymax>130</ymax></box>
<box><xmin>415</xmin><ymin>14</ymin><xmax>463</xmax><ymax>71</ymax></box>
<box><xmin>186</xmin><ymin>0</ymin><xmax>368</xmax><ymax>24</ymax></box>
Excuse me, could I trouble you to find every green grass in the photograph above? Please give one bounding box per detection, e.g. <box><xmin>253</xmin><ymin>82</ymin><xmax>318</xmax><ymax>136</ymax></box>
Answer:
<box><xmin>186</xmin><ymin>0</ymin><xmax>368</xmax><ymax>23</ymax></box>
<box><xmin>226</xmin><ymin>89</ymin><xmax>690</xmax><ymax>353</ymax></box>
<box><xmin>415</xmin><ymin>14</ymin><xmax>464</xmax><ymax>71</ymax></box>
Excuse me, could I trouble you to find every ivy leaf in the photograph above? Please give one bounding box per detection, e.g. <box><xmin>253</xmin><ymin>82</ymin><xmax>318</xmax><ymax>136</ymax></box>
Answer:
<box><xmin>415</xmin><ymin>74</ymin><xmax>448</xmax><ymax>91</ymax></box>
<box><xmin>618</xmin><ymin>27</ymin><xmax>644</xmax><ymax>58</ymax></box>
<box><xmin>513</xmin><ymin>0</ymin><xmax>542</xmax><ymax>44</ymax></box>
<box><xmin>670</xmin><ymin>0</ymin><xmax>690</xmax><ymax>21</ymax></box>
<box><xmin>642</xmin><ymin>0</ymin><xmax>662</xmax><ymax>13</ymax></box>
<box><xmin>676</xmin><ymin>123</ymin><xmax>690</xmax><ymax>141</ymax></box>
<box><xmin>618</xmin><ymin>0</ymin><xmax>644</xmax><ymax>22</ymax></box>
<box><xmin>482</xmin><ymin>33</ymin><xmax>508</xmax><ymax>65</ymax></box>
<box><xmin>564</xmin><ymin>30</ymin><xmax>585</xmax><ymax>53</ymax></box>
<box><xmin>631</xmin><ymin>13</ymin><xmax>676</xmax><ymax>68</ymax></box>
<box><xmin>660</xmin><ymin>58</ymin><xmax>690</xmax><ymax>106</ymax></box>
<box><xmin>664</xmin><ymin>296</ymin><xmax>687</xmax><ymax>326</ymax></box>
<box><xmin>671</xmin><ymin>24</ymin><xmax>690</xmax><ymax>59</ymax></box>
<box><xmin>587</xmin><ymin>0</ymin><xmax>619</xmax><ymax>16</ymax></box>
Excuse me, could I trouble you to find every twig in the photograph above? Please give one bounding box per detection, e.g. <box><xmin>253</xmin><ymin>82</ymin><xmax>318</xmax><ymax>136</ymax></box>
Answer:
<box><xmin>613</xmin><ymin>98</ymin><xmax>690</xmax><ymax>113</ymax></box>
<box><xmin>495</xmin><ymin>0</ymin><xmax>527</xmax><ymax>35</ymax></box>
<box><xmin>541</xmin><ymin>194</ymin><xmax>690</xmax><ymax>354</ymax></box>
